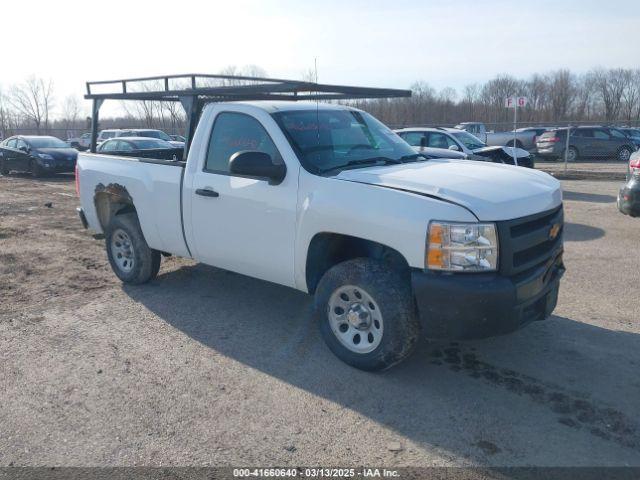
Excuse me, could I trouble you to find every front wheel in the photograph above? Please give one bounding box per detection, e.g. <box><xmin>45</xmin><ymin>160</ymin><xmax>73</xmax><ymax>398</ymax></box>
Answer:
<box><xmin>105</xmin><ymin>212</ymin><xmax>161</xmax><ymax>284</ymax></box>
<box><xmin>30</xmin><ymin>159</ymin><xmax>44</xmax><ymax>178</ymax></box>
<box><xmin>314</xmin><ymin>258</ymin><xmax>420</xmax><ymax>371</ymax></box>
<box><xmin>617</xmin><ymin>147</ymin><xmax>632</xmax><ymax>163</ymax></box>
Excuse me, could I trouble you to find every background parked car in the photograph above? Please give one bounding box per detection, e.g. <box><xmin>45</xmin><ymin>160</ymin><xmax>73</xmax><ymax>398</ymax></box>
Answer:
<box><xmin>97</xmin><ymin>137</ymin><xmax>183</xmax><ymax>161</ymax></box>
<box><xmin>169</xmin><ymin>134</ymin><xmax>186</xmax><ymax>142</ymax></box>
<box><xmin>67</xmin><ymin>133</ymin><xmax>92</xmax><ymax>151</ymax></box>
<box><xmin>453</xmin><ymin>122</ymin><xmax>546</xmax><ymax>152</ymax></box>
<box><xmin>0</xmin><ymin>135</ymin><xmax>77</xmax><ymax>177</ymax></box>
<box><xmin>617</xmin><ymin>150</ymin><xmax>640</xmax><ymax>217</ymax></box>
<box><xmin>618</xmin><ymin>127</ymin><xmax>640</xmax><ymax>149</ymax></box>
<box><xmin>97</xmin><ymin>129</ymin><xmax>122</xmax><ymax>143</ymax></box>
<box><xmin>116</xmin><ymin>129</ymin><xmax>185</xmax><ymax>148</ymax></box>
<box><xmin>536</xmin><ymin>126</ymin><xmax>637</xmax><ymax>162</ymax></box>
<box><xmin>395</xmin><ymin>127</ymin><xmax>534</xmax><ymax>167</ymax></box>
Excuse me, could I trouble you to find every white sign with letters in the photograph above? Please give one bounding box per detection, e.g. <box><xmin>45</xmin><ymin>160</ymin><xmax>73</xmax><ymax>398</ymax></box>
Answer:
<box><xmin>505</xmin><ymin>96</ymin><xmax>528</xmax><ymax>108</ymax></box>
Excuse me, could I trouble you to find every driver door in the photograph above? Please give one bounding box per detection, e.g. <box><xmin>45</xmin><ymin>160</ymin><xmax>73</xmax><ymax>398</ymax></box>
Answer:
<box><xmin>185</xmin><ymin>109</ymin><xmax>299</xmax><ymax>288</ymax></box>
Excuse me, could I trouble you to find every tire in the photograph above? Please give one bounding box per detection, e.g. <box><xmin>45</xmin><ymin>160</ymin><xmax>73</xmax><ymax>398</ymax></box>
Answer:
<box><xmin>564</xmin><ymin>146</ymin><xmax>579</xmax><ymax>162</ymax></box>
<box><xmin>314</xmin><ymin>258</ymin><xmax>420</xmax><ymax>371</ymax></box>
<box><xmin>0</xmin><ymin>160</ymin><xmax>9</xmax><ymax>175</ymax></box>
<box><xmin>617</xmin><ymin>146</ymin><xmax>632</xmax><ymax>163</ymax></box>
<box><xmin>30</xmin><ymin>159</ymin><xmax>44</xmax><ymax>178</ymax></box>
<box><xmin>105</xmin><ymin>212</ymin><xmax>161</xmax><ymax>284</ymax></box>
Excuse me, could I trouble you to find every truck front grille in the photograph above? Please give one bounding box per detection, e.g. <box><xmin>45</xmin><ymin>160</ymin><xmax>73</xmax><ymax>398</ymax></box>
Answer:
<box><xmin>497</xmin><ymin>205</ymin><xmax>564</xmax><ymax>279</ymax></box>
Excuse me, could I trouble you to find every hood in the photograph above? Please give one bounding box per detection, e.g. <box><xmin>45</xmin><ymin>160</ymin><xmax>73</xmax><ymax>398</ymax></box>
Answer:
<box><xmin>36</xmin><ymin>148</ymin><xmax>78</xmax><ymax>160</ymax></box>
<box><xmin>168</xmin><ymin>140</ymin><xmax>185</xmax><ymax>147</ymax></box>
<box><xmin>473</xmin><ymin>145</ymin><xmax>530</xmax><ymax>158</ymax></box>
<box><xmin>335</xmin><ymin>159</ymin><xmax>561</xmax><ymax>221</ymax></box>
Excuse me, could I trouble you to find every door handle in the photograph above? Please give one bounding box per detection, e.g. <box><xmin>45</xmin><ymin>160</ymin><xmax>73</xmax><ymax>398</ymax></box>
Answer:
<box><xmin>195</xmin><ymin>188</ymin><xmax>219</xmax><ymax>198</ymax></box>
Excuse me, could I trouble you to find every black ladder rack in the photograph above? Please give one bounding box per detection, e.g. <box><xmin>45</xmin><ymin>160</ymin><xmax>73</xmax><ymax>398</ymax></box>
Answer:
<box><xmin>84</xmin><ymin>73</ymin><xmax>412</xmax><ymax>156</ymax></box>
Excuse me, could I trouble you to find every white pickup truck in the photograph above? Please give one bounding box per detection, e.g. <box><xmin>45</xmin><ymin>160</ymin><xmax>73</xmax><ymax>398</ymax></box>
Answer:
<box><xmin>77</xmin><ymin>100</ymin><xmax>565</xmax><ymax>371</ymax></box>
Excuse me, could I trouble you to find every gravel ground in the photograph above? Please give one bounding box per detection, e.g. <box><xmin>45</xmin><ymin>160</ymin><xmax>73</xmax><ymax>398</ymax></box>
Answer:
<box><xmin>1</xmin><ymin>173</ymin><xmax>639</xmax><ymax>467</ymax></box>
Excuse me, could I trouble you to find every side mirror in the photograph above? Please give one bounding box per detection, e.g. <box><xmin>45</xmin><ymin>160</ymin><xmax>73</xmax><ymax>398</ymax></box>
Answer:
<box><xmin>229</xmin><ymin>151</ymin><xmax>286</xmax><ymax>185</ymax></box>
<box><xmin>18</xmin><ymin>145</ymin><xmax>29</xmax><ymax>153</ymax></box>
<box><xmin>448</xmin><ymin>144</ymin><xmax>460</xmax><ymax>151</ymax></box>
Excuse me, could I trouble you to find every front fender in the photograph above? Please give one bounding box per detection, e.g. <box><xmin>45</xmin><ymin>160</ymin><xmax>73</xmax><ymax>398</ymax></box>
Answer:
<box><xmin>294</xmin><ymin>170</ymin><xmax>476</xmax><ymax>292</ymax></box>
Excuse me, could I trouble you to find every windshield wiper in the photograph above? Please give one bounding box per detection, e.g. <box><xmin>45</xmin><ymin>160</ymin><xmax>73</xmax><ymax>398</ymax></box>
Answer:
<box><xmin>321</xmin><ymin>157</ymin><xmax>402</xmax><ymax>174</ymax></box>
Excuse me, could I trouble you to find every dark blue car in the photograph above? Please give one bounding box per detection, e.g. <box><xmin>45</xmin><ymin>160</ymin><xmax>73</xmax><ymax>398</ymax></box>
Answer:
<box><xmin>0</xmin><ymin>135</ymin><xmax>78</xmax><ymax>177</ymax></box>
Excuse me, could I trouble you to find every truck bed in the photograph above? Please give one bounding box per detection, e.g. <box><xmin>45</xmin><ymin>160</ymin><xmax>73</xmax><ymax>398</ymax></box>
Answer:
<box><xmin>77</xmin><ymin>153</ymin><xmax>190</xmax><ymax>258</ymax></box>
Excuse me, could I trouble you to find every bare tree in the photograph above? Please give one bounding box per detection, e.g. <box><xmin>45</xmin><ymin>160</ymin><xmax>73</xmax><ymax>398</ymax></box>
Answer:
<box><xmin>590</xmin><ymin>68</ymin><xmax>628</xmax><ymax>121</ymax></box>
<box><xmin>62</xmin><ymin>95</ymin><xmax>83</xmax><ymax>132</ymax></box>
<box><xmin>160</xmin><ymin>101</ymin><xmax>184</xmax><ymax>133</ymax></box>
<box><xmin>300</xmin><ymin>68</ymin><xmax>318</xmax><ymax>83</ymax></box>
<box><xmin>8</xmin><ymin>76</ymin><xmax>54</xmax><ymax>133</ymax></box>
<box><xmin>620</xmin><ymin>69</ymin><xmax>640</xmax><ymax>122</ymax></box>
<box><xmin>0</xmin><ymin>88</ymin><xmax>15</xmax><ymax>139</ymax></box>
<box><xmin>545</xmin><ymin>70</ymin><xmax>575</xmax><ymax>120</ymax></box>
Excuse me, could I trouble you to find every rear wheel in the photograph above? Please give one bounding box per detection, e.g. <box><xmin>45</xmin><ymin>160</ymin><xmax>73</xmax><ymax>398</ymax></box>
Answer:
<box><xmin>563</xmin><ymin>146</ymin><xmax>578</xmax><ymax>162</ymax></box>
<box><xmin>0</xmin><ymin>160</ymin><xmax>9</xmax><ymax>175</ymax></box>
<box><xmin>314</xmin><ymin>258</ymin><xmax>420</xmax><ymax>371</ymax></box>
<box><xmin>105</xmin><ymin>212</ymin><xmax>161</xmax><ymax>284</ymax></box>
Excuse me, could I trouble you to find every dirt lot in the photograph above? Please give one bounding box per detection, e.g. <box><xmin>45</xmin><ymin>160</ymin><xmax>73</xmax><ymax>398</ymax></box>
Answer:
<box><xmin>1</xmin><ymin>173</ymin><xmax>639</xmax><ymax>467</ymax></box>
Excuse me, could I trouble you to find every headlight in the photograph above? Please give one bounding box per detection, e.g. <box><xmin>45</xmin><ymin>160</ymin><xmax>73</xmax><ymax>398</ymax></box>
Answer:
<box><xmin>37</xmin><ymin>153</ymin><xmax>54</xmax><ymax>160</ymax></box>
<box><xmin>427</xmin><ymin>222</ymin><xmax>498</xmax><ymax>272</ymax></box>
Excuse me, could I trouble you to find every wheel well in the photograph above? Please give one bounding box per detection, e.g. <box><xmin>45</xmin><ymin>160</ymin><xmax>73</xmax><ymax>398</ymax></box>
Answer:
<box><xmin>305</xmin><ymin>233</ymin><xmax>409</xmax><ymax>294</ymax></box>
<box><xmin>507</xmin><ymin>140</ymin><xmax>524</xmax><ymax>148</ymax></box>
<box><xmin>94</xmin><ymin>184</ymin><xmax>137</xmax><ymax>231</ymax></box>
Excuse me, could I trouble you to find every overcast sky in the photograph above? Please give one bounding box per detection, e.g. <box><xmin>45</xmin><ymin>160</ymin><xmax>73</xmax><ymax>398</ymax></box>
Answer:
<box><xmin>2</xmin><ymin>0</ymin><xmax>638</xmax><ymax>117</ymax></box>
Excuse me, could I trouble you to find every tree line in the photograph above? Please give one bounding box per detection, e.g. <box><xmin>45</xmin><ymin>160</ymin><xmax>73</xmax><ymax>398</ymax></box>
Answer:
<box><xmin>1</xmin><ymin>66</ymin><xmax>639</xmax><ymax>139</ymax></box>
<box><xmin>351</xmin><ymin>68</ymin><xmax>640</xmax><ymax>129</ymax></box>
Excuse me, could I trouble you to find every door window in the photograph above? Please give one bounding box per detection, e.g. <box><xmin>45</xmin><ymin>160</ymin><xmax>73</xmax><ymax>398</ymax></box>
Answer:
<box><xmin>593</xmin><ymin>129</ymin><xmax>610</xmax><ymax>140</ymax></box>
<box><xmin>204</xmin><ymin>112</ymin><xmax>280</xmax><ymax>174</ymax></box>
<box><xmin>117</xmin><ymin>141</ymin><xmax>134</xmax><ymax>151</ymax></box>
<box><xmin>16</xmin><ymin>139</ymin><xmax>29</xmax><ymax>151</ymax></box>
<box><xmin>608</xmin><ymin>129</ymin><xmax>626</xmax><ymax>139</ymax></box>
<box><xmin>6</xmin><ymin>139</ymin><xmax>17</xmax><ymax>148</ymax></box>
<box><xmin>572</xmin><ymin>129</ymin><xmax>592</xmax><ymax>138</ymax></box>
<box><xmin>427</xmin><ymin>132</ymin><xmax>457</xmax><ymax>149</ymax></box>
<box><xmin>100</xmin><ymin>140</ymin><xmax>118</xmax><ymax>152</ymax></box>
<box><xmin>400</xmin><ymin>132</ymin><xmax>426</xmax><ymax>147</ymax></box>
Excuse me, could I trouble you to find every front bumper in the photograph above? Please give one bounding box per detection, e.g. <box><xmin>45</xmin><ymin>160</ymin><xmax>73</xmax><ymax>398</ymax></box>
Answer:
<box><xmin>38</xmin><ymin>158</ymin><xmax>76</xmax><ymax>173</ymax></box>
<box><xmin>411</xmin><ymin>255</ymin><xmax>565</xmax><ymax>339</ymax></box>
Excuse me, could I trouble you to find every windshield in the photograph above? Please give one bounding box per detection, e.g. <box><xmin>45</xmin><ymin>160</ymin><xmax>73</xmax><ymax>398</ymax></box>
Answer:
<box><xmin>451</xmin><ymin>131</ymin><xmax>486</xmax><ymax>150</ymax></box>
<box><xmin>272</xmin><ymin>109</ymin><xmax>419</xmax><ymax>174</ymax></box>
<box><xmin>137</xmin><ymin>130</ymin><xmax>172</xmax><ymax>141</ymax></box>
<box><xmin>28</xmin><ymin>137</ymin><xmax>69</xmax><ymax>148</ymax></box>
